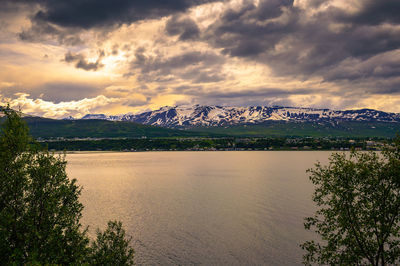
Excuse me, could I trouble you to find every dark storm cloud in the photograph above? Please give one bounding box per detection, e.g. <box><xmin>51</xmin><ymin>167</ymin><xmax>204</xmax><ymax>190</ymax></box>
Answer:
<box><xmin>129</xmin><ymin>48</ymin><xmax>226</xmax><ymax>84</ymax></box>
<box><xmin>40</xmin><ymin>0</ymin><xmax>220</xmax><ymax>29</ymax></box>
<box><xmin>165</xmin><ymin>14</ymin><xmax>200</xmax><ymax>40</ymax></box>
<box><xmin>344</xmin><ymin>0</ymin><xmax>400</xmax><ymax>26</ymax></box>
<box><xmin>0</xmin><ymin>0</ymin><xmax>220</xmax><ymax>47</ymax></box>
<box><xmin>64</xmin><ymin>51</ymin><xmax>104</xmax><ymax>71</ymax></box>
<box><xmin>205</xmin><ymin>0</ymin><xmax>400</xmax><ymax>91</ymax></box>
<box><xmin>4</xmin><ymin>0</ymin><xmax>219</xmax><ymax>29</ymax></box>
<box><xmin>253</xmin><ymin>0</ymin><xmax>294</xmax><ymax>20</ymax></box>
<box><xmin>205</xmin><ymin>0</ymin><xmax>299</xmax><ymax>57</ymax></box>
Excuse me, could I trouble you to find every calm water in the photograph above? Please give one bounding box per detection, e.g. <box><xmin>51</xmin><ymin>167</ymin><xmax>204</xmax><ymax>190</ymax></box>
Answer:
<box><xmin>66</xmin><ymin>151</ymin><xmax>333</xmax><ymax>265</ymax></box>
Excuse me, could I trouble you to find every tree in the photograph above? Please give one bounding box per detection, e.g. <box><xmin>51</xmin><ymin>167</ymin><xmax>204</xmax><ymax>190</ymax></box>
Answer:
<box><xmin>90</xmin><ymin>221</ymin><xmax>135</xmax><ymax>265</ymax></box>
<box><xmin>0</xmin><ymin>107</ymin><xmax>134</xmax><ymax>265</ymax></box>
<box><xmin>301</xmin><ymin>142</ymin><xmax>400</xmax><ymax>265</ymax></box>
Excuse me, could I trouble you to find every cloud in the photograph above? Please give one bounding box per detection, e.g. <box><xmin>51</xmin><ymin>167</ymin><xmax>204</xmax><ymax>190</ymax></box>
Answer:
<box><xmin>35</xmin><ymin>82</ymin><xmax>104</xmax><ymax>102</ymax></box>
<box><xmin>165</xmin><ymin>14</ymin><xmax>200</xmax><ymax>40</ymax></box>
<box><xmin>19</xmin><ymin>19</ymin><xmax>84</xmax><ymax>46</ymax></box>
<box><xmin>204</xmin><ymin>87</ymin><xmax>320</xmax><ymax>99</ymax></box>
<box><xmin>32</xmin><ymin>0</ymin><xmax>219</xmax><ymax>29</ymax></box>
<box><xmin>5</xmin><ymin>0</ymin><xmax>220</xmax><ymax>40</ymax></box>
<box><xmin>324</xmin><ymin>50</ymin><xmax>400</xmax><ymax>82</ymax></box>
<box><xmin>1</xmin><ymin>93</ymin><xmax>120</xmax><ymax>118</ymax></box>
<box><xmin>0</xmin><ymin>82</ymin><xmax>107</xmax><ymax>104</ymax></box>
<box><xmin>171</xmin><ymin>85</ymin><xmax>320</xmax><ymax>100</ymax></box>
<box><xmin>344</xmin><ymin>0</ymin><xmax>400</xmax><ymax>26</ymax></box>
<box><xmin>0</xmin><ymin>0</ymin><xmax>220</xmax><ymax>47</ymax></box>
<box><xmin>2</xmin><ymin>0</ymin><xmax>400</xmax><ymax>115</ymax></box>
<box><xmin>204</xmin><ymin>0</ymin><xmax>400</xmax><ymax>92</ymax></box>
<box><xmin>64</xmin><ymin>50</ymin><xmax>104</xmax><ymax>71</ymax></box>
<box><xmin>129</xmin><ymin>48</ymin><xmax>226</xmax><ymax>84</ymax></box>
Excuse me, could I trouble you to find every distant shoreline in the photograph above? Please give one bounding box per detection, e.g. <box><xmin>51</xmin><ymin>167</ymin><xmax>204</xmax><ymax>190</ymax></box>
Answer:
<box><xmin>59</xmin><ymin>149</ymin><xmax>360</xmax><ymax>154</ymax></box>
<box><xmin>43</xmin><ymin>137</ymin><xmax>387</xmax><ymax>154</ymax></box>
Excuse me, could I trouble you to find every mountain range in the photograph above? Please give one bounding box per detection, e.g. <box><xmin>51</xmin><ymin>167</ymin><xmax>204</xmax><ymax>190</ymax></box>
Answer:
<box><xmin>76</xmin><ymin>105</ymin><xmax>400</xmax><ymax>128</ymax></box>
<box><xmin>2</xmin><ymin>105</ymin><xmax>400</xmax><ymax>138</ymax></box>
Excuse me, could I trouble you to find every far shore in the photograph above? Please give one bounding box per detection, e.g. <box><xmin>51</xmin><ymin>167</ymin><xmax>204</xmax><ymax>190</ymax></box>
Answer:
<box><xmin>57</xmin><ymin>149</ymin><xmax>357</xmax><ymax>154</ymax></box>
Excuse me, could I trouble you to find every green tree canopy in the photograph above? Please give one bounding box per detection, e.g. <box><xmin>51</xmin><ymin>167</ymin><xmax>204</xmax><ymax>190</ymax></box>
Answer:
<box><xmin>90</xmin><ymin>221</ymin><xmax>134</xmax><ymax>265</ymax></box>
<box><xmin>0</xmin><ymin>107</ymin><xmax>134</xmax><ymax>265</ymax></box>
<box><xmin>301</xmin><ymin>141</ymin><xmax>400</xmax><ymax>265</ymax></box>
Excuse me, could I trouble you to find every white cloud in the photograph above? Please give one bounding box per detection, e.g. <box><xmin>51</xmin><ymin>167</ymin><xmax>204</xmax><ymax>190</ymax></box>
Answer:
<box><xmin>1</xmin><ymin>93</ymin><xmax>121</xmax><ymax>118</ymax></box>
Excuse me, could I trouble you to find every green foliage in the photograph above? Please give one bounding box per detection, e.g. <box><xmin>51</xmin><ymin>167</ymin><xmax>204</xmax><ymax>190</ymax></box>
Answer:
<box><xmin>90</xmin><ymin>221</ymin><xmax>134</xmax><ymax>266</ymax></box>
<box><xmin>0</xmin><ymin>108</ymin><xmax>134</xmax><ymax>265</ymax></box>
<box><xmin>3</xmin><ymin>115</ymin><xmax>399</xmax><ymax>139</ymax></box>
<box><xmin>301</xmin><ymin>139</ymin><xmax>400</xmax><ymax>265</ymax></box>
<box><xmin>20</xmin><ymin>116</ymin><xmax>211</xmax><ymax>139</ymax></box>
<box><xmin>189</xmin><ymin>121</ymin><xmax>400</xmax><ymax>138</ymax></box>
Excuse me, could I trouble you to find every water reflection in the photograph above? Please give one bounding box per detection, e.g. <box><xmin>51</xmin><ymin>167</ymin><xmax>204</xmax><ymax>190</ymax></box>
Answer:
<box><xmin>66</xmin><ymin>151</ymin><xmax>332</xmax><ymax>265</ymax></box>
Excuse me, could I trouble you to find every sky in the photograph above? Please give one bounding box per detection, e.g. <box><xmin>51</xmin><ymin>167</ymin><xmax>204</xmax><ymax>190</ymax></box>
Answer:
<box><xmin>0</xmin><ymin>0</ymin><xmax>399</xmax><ymax>118</ymax></box>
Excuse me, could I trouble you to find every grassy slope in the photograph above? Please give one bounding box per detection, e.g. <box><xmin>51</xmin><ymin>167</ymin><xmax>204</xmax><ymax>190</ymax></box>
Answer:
<box><xmin>22</xmin><ymin>117</ymin><xmax>209</xmax><ymax>138</ymax></box>
<box><xmin>186</xmin><ymin>121</ymin><xmax>400</xmax><ymax>138</ymax></box>
<box><xmin>3</xmin><ymin>116</ymin><xmax>399</xmax><ymax>138</ymax></box>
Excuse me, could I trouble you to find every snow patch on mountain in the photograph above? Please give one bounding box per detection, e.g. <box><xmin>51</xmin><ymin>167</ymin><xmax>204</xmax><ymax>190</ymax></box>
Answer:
<box><xmin>77</xmin><ymin>105</ymin><xmax>400</xmax><ymax>128</ymax></box>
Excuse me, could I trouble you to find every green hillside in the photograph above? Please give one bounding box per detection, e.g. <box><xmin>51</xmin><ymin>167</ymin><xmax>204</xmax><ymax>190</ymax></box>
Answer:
<box><xmin>2</xmin><ymin>115</ymin><xmax>399</xmax><ymax>139</ymax></box>
<box><xmin>20</xmin><ymin>117</ymin><xmax>209</xmax><ymax>139</ymax></box>
<box><xmin>186</xmin><ymin>121</ymin><xmax>400</xmax><ymax>138</ymax></box>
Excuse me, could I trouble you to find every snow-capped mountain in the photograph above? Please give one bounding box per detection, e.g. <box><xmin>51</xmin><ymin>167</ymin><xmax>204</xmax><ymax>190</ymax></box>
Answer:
<box><xmin>62</xmin><ymin>115</ymin><xmax>76</xmax><ymax>120</ymax></box>
<box><xmin>78</xmin><ymin>105</ymin><xmax>400</xmax><ymax>128</ymax></box>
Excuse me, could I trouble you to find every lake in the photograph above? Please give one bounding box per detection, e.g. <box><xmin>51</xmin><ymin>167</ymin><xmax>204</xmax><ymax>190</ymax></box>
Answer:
<box><xmin>66</xmin><ymin>151</ymin><xmax>333</xmax><ymax>265</ymax></box>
